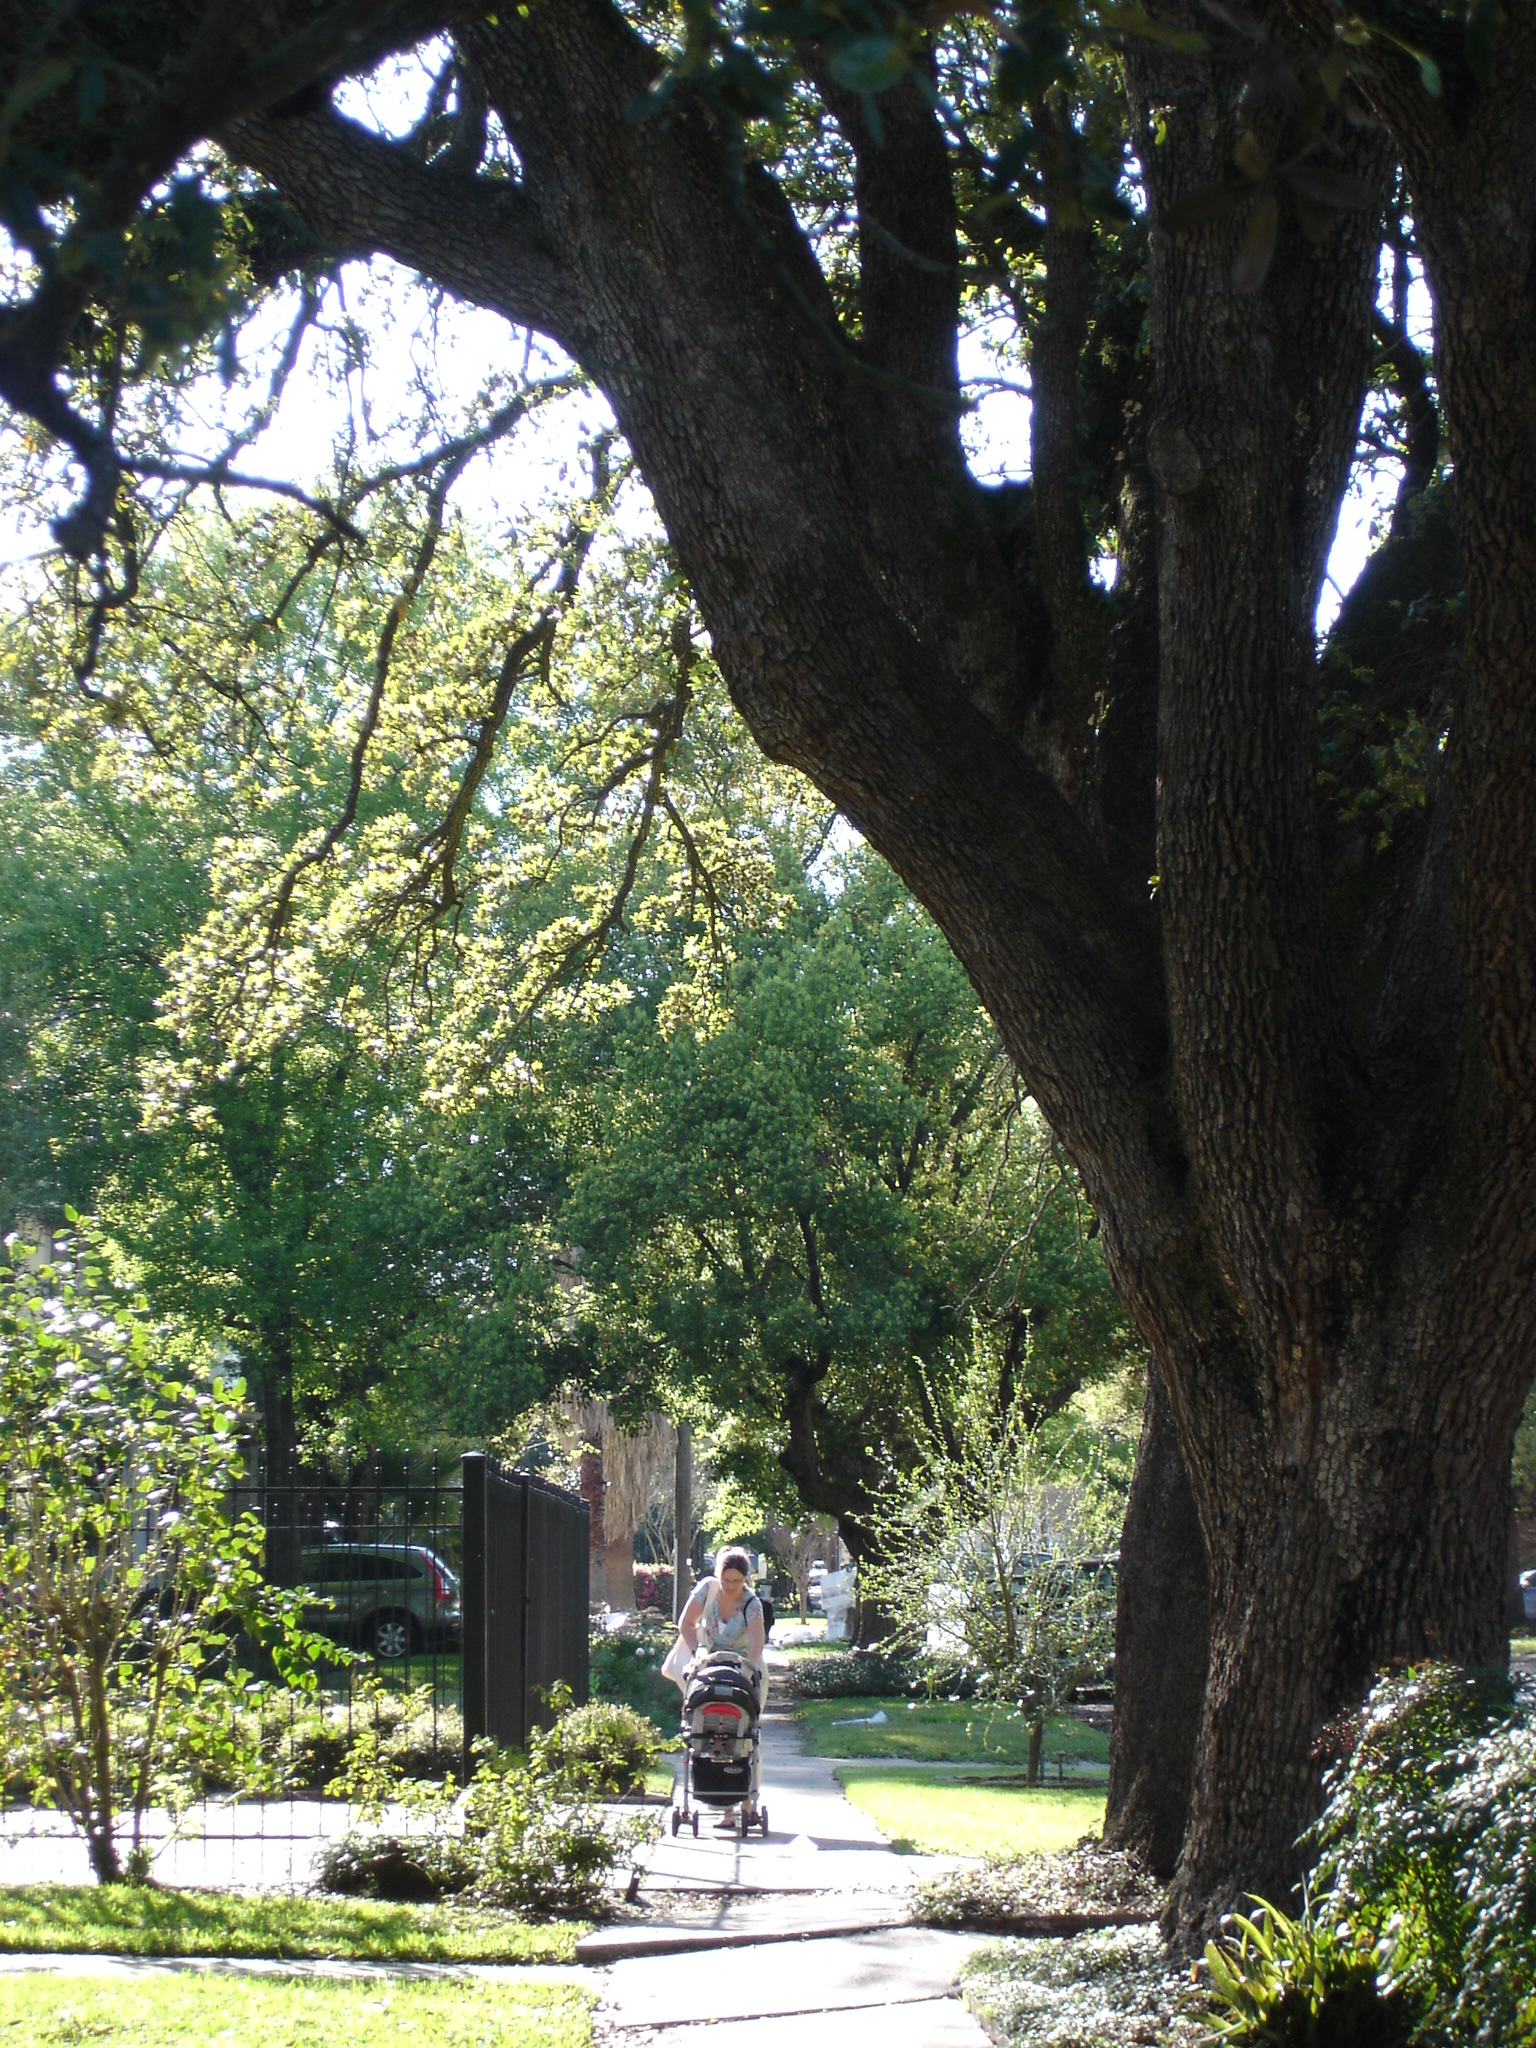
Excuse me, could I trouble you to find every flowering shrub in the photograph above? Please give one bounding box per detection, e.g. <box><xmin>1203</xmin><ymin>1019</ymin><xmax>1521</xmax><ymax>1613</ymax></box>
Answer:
<box><xmin>634</xmin><ymin>1565</ymin><xmax>674</xmax><ymax>1612</ymax></box>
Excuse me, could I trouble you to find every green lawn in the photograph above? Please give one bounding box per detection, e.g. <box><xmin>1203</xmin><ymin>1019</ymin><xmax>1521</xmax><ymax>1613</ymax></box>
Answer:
<box><xmin>796</xmin><ymin>1696</ymin><xmax>1109</xmax><ymax>1767</ymax></box>
<box><xmin>0</xmin><ymin>1887</ymin><xmax>582</xmax><ymax>1964</ymax></box>
<box><xmin>0</xmin><ymin>1974</ymin><xmax>592</xmax><ymax>2047</ymax></box>
<box><xmin>1512</xmin><ymin>1636</ymin><xmax>1536</xmax><ymax>1658</ymax></box>
<box><xmin>835</xmin><ymin>1767</ymin><xmax>1105</xmax><ymax>1858</ymax></box>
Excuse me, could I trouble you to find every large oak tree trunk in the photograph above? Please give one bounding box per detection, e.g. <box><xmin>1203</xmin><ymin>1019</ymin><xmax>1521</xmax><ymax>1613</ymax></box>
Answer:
<box><xmin>223</xmin><ymin>0</ymin><xmax>1536</xmax><ymax>1927</ymax></box>
<box><xmin>1104</xmin><ymin>1358</ymin><xmax>1208</xmax><ymax>1877</ymax></box>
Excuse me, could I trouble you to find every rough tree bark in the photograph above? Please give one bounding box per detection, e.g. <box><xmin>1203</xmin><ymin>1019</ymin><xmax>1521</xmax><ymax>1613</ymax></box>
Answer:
<box><xmin>33</xmin><ymin>0</ymin><xmax>1530</xmax><ymax>1929</ymax></box>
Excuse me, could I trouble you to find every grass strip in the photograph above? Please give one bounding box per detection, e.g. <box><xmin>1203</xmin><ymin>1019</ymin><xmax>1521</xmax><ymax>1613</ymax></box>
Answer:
<box><xmin>0</xmin><ymin>1886</ymin><xmax>582</xmax><ymax>1964</ymax></box>
<box><xmin>797</xmin><ymin>1697</ymin><xmax>1109</xmax><ymax>1767</ymax></box>
<box><xmin>0</xmin><ymin>1972</ymin><xmax>593</xmax><ymax>2046</ymax></box>
<box><xmin>835</xmin><ymin>1767</ymin><xmax>1105</xmax><ymax>1858</ymax></box>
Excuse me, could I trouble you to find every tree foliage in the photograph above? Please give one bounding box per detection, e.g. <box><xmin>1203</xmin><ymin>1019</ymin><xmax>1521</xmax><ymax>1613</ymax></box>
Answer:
<box><xmin>860</xmin><ymin>1371</ymin><xmax>1118</xmax><ymax>1781</ymax></box>
<box><xmin>0</xmin><ymin>1220</ymin><xmax>323</xmax><ymax>1882</ymax></box>
<box><xmin>561</xmin><ymin>853</ymin><xmax>1141</xmax><ymax>1547</ymax></box>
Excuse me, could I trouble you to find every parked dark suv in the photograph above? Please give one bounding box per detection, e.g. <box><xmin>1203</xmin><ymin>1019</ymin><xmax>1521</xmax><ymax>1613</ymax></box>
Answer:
<box><xmin>299</xmin><ymin>1543</ymin><xmax>462</xmax><ymax>1660</ymax></box>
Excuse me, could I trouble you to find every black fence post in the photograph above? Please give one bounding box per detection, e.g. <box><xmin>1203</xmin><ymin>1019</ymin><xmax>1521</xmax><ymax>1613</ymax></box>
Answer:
<box><xmin>461</xmin><ymin>1451</ymin><xmax>487</xmax><ymax>1780</ymax></box>
<box><xmin>518</xmin><ymin>1471</ymin><xmax>532</xmax><ymax>1753</ymax></box>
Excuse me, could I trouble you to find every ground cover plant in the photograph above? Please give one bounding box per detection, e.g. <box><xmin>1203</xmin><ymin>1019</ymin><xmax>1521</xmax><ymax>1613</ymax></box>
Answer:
<box><xmin>0</xmin><ymin>1973</ymin><xmax>594</xmax><ymax>2048</ymax></box>
<box><xmin>0</xmin><ymin>1885</ymin><xmax>582</xmax><ymax>1963</ymax></box>
<box><xmin>961</xmin><ymin>1925</ymin><xmax>1201</xmax><ymax>2048</ymax></box>
<box><xmin>916</xmin><ymin>1842</ymin><xmax>1162</xmax><ymax>1934</ymax></box>
<box><xmin>835</xmin><ymin>1768</ymin><xmax>1104</xmax><ymax>1859</ymax></box>
<box><xmin>795</xmin><ymin>1697</ymin><xmax>1108</xmax><ymax>1769</ymax></box>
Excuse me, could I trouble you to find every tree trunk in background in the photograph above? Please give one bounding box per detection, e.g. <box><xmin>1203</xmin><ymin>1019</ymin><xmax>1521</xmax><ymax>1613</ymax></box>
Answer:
<box><xmin>1104</xmin><ymin>1360</ymin><xmax>1209</xmax><ymax>1876</ymax></box>
<box><xmin>579</xmin><ymin>1446</ymin><xmax>606</xmax><ymax>1606</ymax></box>
<box><xmin>673</xmin><ymin>1420</ymin><xmax>693</xmax><ymax>1623</ymax></box>
<box><xmin>603</xmin><ymin>1534</ymin><xmax>636</xmax><ymax>1611</ymax></box>
<box><xmin>260</xmin><ymin>1347</ymin><xmax>301</xmax><ymax>1589</ymax></box>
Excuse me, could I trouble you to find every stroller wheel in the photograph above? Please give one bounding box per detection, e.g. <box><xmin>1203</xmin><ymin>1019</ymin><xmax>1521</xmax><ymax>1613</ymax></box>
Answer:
<box><xmin>738</xmin><ymin>1808</ymin><xmax>749</xmax><ymax>1840</ymax></box>
<box><xmin>670</xmin><ymin>1807</ymin><xmax>680</xmax><ymax>1836</ymax></box>
<box><xmin>691</xmin><ymin>1811</ymin><xmax>700</xmax><ymax>1836</ymax></box>
<box><xmin>759</xmin><ymin>1806</ymin><xmax>769</xmax><ymax>1836</ymax></box>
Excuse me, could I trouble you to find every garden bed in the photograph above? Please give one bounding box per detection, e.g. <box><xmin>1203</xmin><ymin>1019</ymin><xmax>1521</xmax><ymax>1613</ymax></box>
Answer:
<box><xmin>960</xmin><ymin>1925</ymin><xmax>1202</xmax><ymax>2048</ymax></box>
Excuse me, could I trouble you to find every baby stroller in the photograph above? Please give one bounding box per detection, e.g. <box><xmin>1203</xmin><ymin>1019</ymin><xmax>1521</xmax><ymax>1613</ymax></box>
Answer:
<box><xmin>671</xmin><ymin>1650</ymin><xmax>769</xmax><ymax>1838</ymax></box>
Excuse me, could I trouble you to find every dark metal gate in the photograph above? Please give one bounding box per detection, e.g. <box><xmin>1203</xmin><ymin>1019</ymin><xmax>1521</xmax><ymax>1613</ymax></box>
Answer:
<box><xmin>461</xmin><ymin>1452</ymin><xmax>589</xmax><ymax>1770</ymax></box>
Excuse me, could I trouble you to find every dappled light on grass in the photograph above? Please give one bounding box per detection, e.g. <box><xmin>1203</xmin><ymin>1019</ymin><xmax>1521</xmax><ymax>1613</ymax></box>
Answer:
<box><xmin>0</xmin><ymin>1886</ymin><xmax>582</xmax><ymax>1963</ymax></box>
<box><xmin>0</xmin><ymin>1974</ymin><xmax>593</xmax><ymax>2048</ymax></box>
<box><xmin>796</xmin><ymin>1698</ymin><xmax>1108</xmax><ymax>1767</ymax></box>
<box><xmin>834</xmin><ymin>1769</ymin><xmax>1104</xmax><ymax>1858</ymax></box>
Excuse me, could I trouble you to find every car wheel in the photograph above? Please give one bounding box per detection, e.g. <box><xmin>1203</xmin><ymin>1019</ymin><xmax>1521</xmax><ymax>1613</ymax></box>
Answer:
<box><xmin>369</xmin><ymin>1611</ymin><xmax>420</xmax><ymax>1661</ymax></box>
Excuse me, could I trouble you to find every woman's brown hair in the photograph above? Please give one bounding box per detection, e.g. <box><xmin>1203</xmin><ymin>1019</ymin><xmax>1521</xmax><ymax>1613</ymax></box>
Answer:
<box><xmin>717</xmin><ymin>1546</ymin><xmax>753</xmax><ymax>1581</ymax></box>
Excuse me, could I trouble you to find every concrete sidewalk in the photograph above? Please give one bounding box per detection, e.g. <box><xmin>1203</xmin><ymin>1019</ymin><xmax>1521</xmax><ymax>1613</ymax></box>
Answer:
<box><xmin>631</xmin><ymin>1701</ymin><xmax>961</xmax><ymax>1899</ymax></box>
<box><xmin>595</xmin><ymin>1927</ymin><xmax>990</xmax><ymax>2045</ymax></box>
<box><xmin>595</xmin><ymin>1700</ymin><xmax>993</xmax><ymax>2045</ymax></box>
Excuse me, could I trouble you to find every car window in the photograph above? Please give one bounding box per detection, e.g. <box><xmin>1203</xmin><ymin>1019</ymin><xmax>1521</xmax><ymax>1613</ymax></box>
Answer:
<box><xmin>351</xmin><ymin>1554</ymin><xmax>408</xmax><ymax>1581</ymax></box>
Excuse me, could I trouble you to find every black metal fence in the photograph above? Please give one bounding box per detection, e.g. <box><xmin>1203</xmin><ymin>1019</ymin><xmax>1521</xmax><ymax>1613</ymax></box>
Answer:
<box><xmin>1</xmin><ymin>1449</ymin><xmax>588</xmax><ymax>1889</ymax></box>
<box><xmin>462</xmin><ymin>1452</ymin><xmax>590</xmax><ymax>1771</ymax></box>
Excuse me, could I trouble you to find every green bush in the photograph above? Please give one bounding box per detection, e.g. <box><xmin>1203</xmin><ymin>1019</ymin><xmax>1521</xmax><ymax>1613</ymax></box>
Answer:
<box><xmin>789</xmin><ymin>1648</ymin><xmax>916</xmax><ymax>1698</ymax></box>
<box><xmin>588</xmin><ymin>1617</ymin><xmax>679</xmax><ymax>1727</ymax></box>
<box><xmin>315</xmin><ymin>1830</ymin><xmax>478</xmax><ymax>1902</ymax></box>
<box><xmin>533</xmin><ymin>1699</ymin><xmax>658</xmax><ymax>1796</ymax></box>
<box><xmin>1312</xmin><ymin>1664</ymin><xmax>1536</xmax><ymax>2045</ymax></box>
<box><xmin>460</xmin><ymin>1749</ymin><xmax>652</xmax><ymax>1916</ymax></box>
<box><xmin>1200</xmin><ymin>1666</ymin><xmax>1536</xmax><ymax>2048</ymax></box>
<box><xmin>314</xmin><ymin>1693</ymin><xmax>660</xmax><ymax>1915</ymax></box>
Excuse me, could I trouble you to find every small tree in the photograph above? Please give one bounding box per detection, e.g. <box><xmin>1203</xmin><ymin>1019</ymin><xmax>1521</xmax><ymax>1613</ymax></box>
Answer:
<box><xmin>0</xmin><ymin>1220</ymin><xmax>317</xmax><ymax>1881</ymax></box>
<box><xmin>863</xmin><ymin>1388</ymin><xmax>1119</xmax><ymax>1785</ymax></box>
<box><xmin>766</xmin><ymin>1515</ymin><xmax>835</xmax><ymax>1624</ymax></box>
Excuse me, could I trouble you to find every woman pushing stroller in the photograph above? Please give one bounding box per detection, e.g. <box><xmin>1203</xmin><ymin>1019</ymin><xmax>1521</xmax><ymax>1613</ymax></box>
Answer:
<box><xmin>678</xmin><ymin>1546</ymin><xmax>767</xmax><ymax>1669</ymax></box>
<box><xmin>671</xmin><ymin>1540</ymin><xmax>770</xmax><ymax>1835</ymax></box>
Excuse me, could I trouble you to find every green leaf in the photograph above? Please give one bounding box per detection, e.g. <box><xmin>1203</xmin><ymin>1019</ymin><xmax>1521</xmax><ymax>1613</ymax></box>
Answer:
<box><xmin>827</xmin><ymin>36</ymin><xmax>909</xmax><ymax>95</ymax></box>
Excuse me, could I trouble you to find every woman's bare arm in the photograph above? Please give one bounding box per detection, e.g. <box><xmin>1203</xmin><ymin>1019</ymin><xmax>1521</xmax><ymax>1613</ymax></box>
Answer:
<box><xmin>747</xmin><ymin>1599</ymin><xmax>766</xmax><ymax>1662</ymax></box>
<box><xmin>678</xmin><ymin>1581</ymin><xmax>709</xmax><ymax>1653</ymax></box>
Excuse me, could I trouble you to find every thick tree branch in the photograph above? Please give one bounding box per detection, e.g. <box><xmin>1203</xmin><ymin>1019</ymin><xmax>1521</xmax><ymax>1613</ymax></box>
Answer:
<box><xmin>0</xmin><ymin>0</ymin><xmax>460</xmax><ymax>556</ymax></box>
<box><xmin>815</xmin><ymin>69</ymin><xmax>962</xmax><ymax>409</ymax></box>
<box><xmin>225</xmin><ymin>104</ymin><xmax>576</xmax><ymax>343</ymax></box>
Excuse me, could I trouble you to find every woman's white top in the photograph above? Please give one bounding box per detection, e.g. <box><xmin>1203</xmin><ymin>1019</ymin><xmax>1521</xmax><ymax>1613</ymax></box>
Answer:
<box><xmin>697</xmin><ymin>1578</ymin><xmax>764</xmax><ymax>1664</ymax></box>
